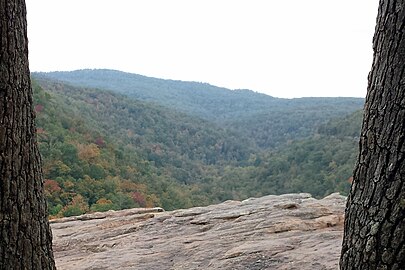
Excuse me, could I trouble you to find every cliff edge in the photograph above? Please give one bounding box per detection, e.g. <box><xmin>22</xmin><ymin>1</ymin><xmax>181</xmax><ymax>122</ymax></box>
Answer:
<box><xmin>51</xmin><ymin>193</ymin><xmax>346</xmax><ymax>269</ymax></box>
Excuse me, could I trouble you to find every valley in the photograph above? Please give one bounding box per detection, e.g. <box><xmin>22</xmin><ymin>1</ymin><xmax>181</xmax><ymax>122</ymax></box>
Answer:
<box><xmin>32</xmin><ymin>70</ymin><xmax>363</xmax><ymax>216</ymax></box>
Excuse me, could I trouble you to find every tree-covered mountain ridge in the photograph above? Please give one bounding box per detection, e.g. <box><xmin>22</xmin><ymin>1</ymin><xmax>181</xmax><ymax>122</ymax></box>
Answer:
<box><xmin>33</xmin><ymin>69</ymin><xmax>364</xmax><ymax>149</ymax></box>
<box><xmin>33</xmin><ymin>69</ymin><xmax>276</xmax><ymax>120</ymax></box>
<box><xmin>32</xmin><ymin>74</ymin><xmax>363</xmax><ymax>219</ymax></box>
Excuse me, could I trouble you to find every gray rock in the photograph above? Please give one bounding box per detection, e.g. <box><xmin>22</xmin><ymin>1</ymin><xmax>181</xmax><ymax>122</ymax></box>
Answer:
<box><xmin>52</xmin><ymin>193</ymin><xmax>346</xmax><ymax>269</ymax></box>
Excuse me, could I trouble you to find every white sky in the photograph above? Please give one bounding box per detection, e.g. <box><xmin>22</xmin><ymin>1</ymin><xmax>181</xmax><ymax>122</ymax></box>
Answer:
<box><xmin>25</xmin><ymin>0</ymin><xmax>379</xmax><ymax>98</ymax></box>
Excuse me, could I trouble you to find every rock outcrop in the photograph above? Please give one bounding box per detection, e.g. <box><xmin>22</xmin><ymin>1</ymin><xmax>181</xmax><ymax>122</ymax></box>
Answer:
<box><xmin>51</xmin><ymin>193</ymin><xmax>346</xmax><ymax>269</ymax></box>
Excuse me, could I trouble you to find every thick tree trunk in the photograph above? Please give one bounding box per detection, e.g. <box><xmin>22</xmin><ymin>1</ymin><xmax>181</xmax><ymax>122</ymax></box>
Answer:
<box><xmin>0</xmin><ymin>1</ymin><xmax>56</xmax><ymax>269</ymax></box>
<box><xmin>340</xmin><ymin>1</ymin><xmax>405</xmax><ymax>269</ymax></box>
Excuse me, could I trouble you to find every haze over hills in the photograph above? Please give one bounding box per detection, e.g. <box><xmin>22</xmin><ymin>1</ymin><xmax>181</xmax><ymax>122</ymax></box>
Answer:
<box><xmin>34</xmin><ymin>69</ymin><xmax>364</xmax><ymax>148</ymax></box>
<box><xmin>34</xmin><ymin>69</ymin><xmax>276</xmax><ymax>121</ymax></box>
<box><xmin>32</xmin><ymin>70</ymin><xmax>364</xmax><ymax>217</ymax></box>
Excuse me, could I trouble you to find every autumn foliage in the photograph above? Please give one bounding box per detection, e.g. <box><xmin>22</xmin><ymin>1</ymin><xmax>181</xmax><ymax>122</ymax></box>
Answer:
<box><xmin>32</xmin><ymin>78</ymin><xmax>361</xmax><ymax>219</ymax></box>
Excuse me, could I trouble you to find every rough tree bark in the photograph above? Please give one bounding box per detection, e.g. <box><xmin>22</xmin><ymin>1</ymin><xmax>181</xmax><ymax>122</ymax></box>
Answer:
<box><xmin>0</xmin><ymin>1</ymin><xmax>56</xmax><ymax>269</ymax></box>
<box><xmin>340</xmin><ymin>1</ymin><xmax>405</xmax><ymax>269</ymax></box>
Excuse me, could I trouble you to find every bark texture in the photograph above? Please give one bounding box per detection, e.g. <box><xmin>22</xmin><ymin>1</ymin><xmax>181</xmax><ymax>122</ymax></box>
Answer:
<box><xmin>340</xmin><ymin>1</ymin><xmax>405</xmax><ymax>269</ymax></box>
<box><xmin>0</xmin><ymin>1</ymin><xmax>56</xmax><ymax>269</ymax></box>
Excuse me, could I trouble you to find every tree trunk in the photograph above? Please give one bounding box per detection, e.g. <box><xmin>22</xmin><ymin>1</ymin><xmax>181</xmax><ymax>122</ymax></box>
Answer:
<box><xmin>0</xmin><ymin>1</ymin><xmax>56</xmax><ymax>269</ymax></box>
<box><xmin>340</xmin><ymin>1</ymin><xmax>405</xmax><ymax>269</ymax></box>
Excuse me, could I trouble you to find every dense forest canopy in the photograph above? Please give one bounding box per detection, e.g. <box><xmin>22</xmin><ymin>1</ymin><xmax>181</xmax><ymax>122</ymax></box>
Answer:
<box><xmin>32</xmin><ymin>71</ymin><xmax>364</xmax><ymax>217</ymax></box>
<box><xmin>35</xmin><ymin>70</ymin><xmax>363</xmax><ymax>148</ymax></box>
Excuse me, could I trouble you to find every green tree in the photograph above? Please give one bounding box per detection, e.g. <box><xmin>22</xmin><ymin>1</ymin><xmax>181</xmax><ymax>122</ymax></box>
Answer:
<box><xmin>61</xmin><ymin>195</ymin><xmax>89</xmax><ymax>217</ymax></box>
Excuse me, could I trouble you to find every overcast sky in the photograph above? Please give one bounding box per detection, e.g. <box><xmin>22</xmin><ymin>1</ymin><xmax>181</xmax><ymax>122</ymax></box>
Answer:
<box><xmin>25</xmin><ymin>0</ymin><xmax>379</xmax><ymax>98</ymax></box>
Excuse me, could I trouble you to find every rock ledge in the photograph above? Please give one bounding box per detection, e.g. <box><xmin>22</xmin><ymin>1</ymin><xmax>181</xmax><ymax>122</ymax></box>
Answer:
<box><xmin>52</xmin><ymin>193</ymin><xmax>346</xmax><ymax>270</ymax></box>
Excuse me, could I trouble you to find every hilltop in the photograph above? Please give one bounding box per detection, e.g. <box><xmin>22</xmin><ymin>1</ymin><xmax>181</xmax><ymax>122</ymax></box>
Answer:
<box><xmin>33</xmin><ymin>69</ymin><xmax>364</xmax><ymax>148</ymax></box>
<box><xmin>32</xmin><ymin>71</ymin><xmax>362</xmax><ymax>217</ymax></box>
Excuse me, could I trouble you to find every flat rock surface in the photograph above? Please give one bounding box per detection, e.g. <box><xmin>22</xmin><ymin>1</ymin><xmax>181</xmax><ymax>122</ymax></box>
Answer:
<box><xmin>51</xmin><ymin>193</ymin><xmax>346</xmax><ymax>269</ymax></box>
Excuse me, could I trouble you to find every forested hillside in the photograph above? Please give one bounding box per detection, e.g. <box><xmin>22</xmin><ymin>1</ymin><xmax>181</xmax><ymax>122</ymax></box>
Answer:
<box><xmin>34</xmin><ymin>70</ymin><xmax>364</xmax><ymax>148</ymax></box>
<box><xmin>33</xmin><ymin>75</ymin><xmax>363</xmax><ymax>218</ymax></box>
<box><xmin>33</xmin><ymin>79</ymin><xmax>256</xmax><ymax>216</ymax></box>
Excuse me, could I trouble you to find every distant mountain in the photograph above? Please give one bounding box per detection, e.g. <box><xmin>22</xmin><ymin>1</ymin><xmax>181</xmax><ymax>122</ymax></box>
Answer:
<box><xmin>33</xmin><ymin>69</ymin><xmax>364</xmax><ymax>148</ymax></box>
<box><xmin>33</xmin><ymin>69</ymin><xmax>274</xmax><ymax>121</ymax></box>
<box><xmin>33</xmin><ymin>74</ymin><xmax>363</xmax><ymax>218</ymax></box>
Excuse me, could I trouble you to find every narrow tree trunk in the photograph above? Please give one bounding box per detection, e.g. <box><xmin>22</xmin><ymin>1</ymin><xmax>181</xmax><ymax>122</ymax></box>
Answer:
<box><xmin>0</xmin><ymin>1</ymin><xmax>56</xmax><ymax>269</ymax></box>
<box><xmin>340</xmin><ymin>1</ymin><xmax>405</xmax><ymax>269</ymax></box>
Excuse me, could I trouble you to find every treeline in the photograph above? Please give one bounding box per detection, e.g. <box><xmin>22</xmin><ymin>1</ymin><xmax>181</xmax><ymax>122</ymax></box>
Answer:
<box><xmin>33</xmin><ymin>76</ymin><xmax>363</xmax><ymax>218</ymax></box>
<box><xmin>34</xmin><ymin>69</ymin><xmax>364</xmax><ymax>148</ymax></box>
<box><xmin>34</xmin><ymin>82</ymin><xmax>212</xmax><ymax>217</ymax></box>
